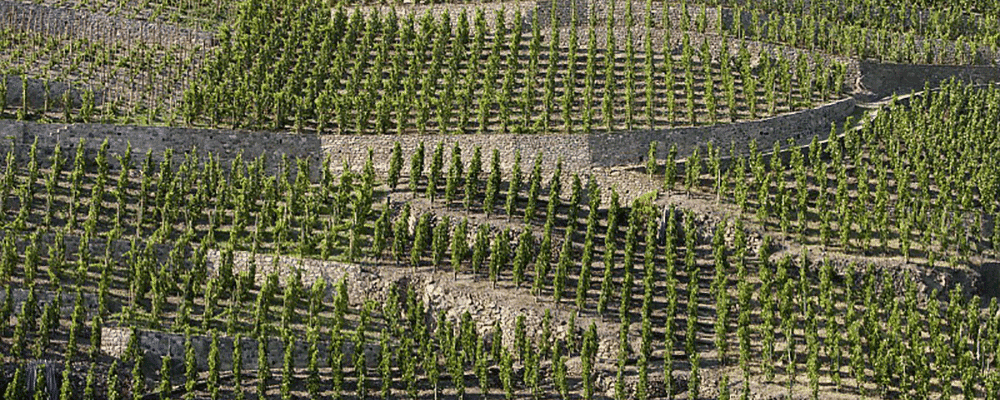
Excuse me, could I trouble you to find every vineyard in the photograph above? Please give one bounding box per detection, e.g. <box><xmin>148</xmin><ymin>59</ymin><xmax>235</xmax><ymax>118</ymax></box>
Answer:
<box><xmin>2</xmin><ymin>0</ymin><xmax>1000</xmax><ymax>399</ymax></box>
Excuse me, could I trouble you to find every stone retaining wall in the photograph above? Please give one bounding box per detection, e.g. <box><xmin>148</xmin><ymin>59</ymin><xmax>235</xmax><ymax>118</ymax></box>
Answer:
<box><xmin>204</xmin><ymin>249</ymin><xmax>389</xmax><ymax>306</ymax></box>
<box><xmin>0</xmin><ymin>287</ymin><xmax>100</xmax><ymax>316</ymax></box>
<box><xmin>320</xmin><ymin>132</ymin><xmax>591</xmax><ymax>175</ymax></box>
<box><xmin>1</xmin><ymin>67</ymin><xmax>995</xmax><ymax>202</ymax></box>
<box><xmin>0</xmin><ymin>230</ymin><xmax>180</xmax><ymax>271</ymax></box>
<box><xmin>858</xmin><ymin>61</ymin><xmax>1000</xmax><ymax>99</ymax></box>
<box><xmin>2</xmin><ymin>94</ymin><xmax>853</xmax><ymax>175</ymax></box>
<box><xmin>0</xmin><ymin>0</ymin><xmax>214</xmax><ymax>48</ymax></box>
<box><xmin>101</xmin><ymin>327</ymin><xmax>382</xmax><ymax>373</ymax></box>
<box><xmin>351</xmin><ymin>0</ymin><xmax>538</xmax><ymax>31</ymax></box>
<box><xmin>320</xmin><ymin>96</ymin><xmax>856</xmax><ymax>174</ymax></box>
<box><xmin>2</xmin><ymin>75</ymin><xmax>98</xmax><ymax>111</ymax></box>
<box><xmin>590</xmin><ymin>96</ymin><xmax>855</xmax><ymax>166</ymax></box>
<box><xmin>0</xmin><ymin>120</ymin><xmax>323</xmax><ymax>174</ymax></box>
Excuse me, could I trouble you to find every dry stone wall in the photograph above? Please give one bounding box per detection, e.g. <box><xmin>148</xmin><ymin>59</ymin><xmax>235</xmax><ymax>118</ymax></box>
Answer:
<box><xmin>0</xmin><ymin>287</ymin><xmax>100</xmax><ymax>316</ymax></box>
<box><xmin>101</xmin><ymin>327</ymin><xmax>382</xmax><ymax>373</ymax></box>
<box><xmin>100</xmin><ymin>327</ymin><xmax>131</xmax><ymax>359</ymax></box>
<box><xmin>858</xmin><ymin>61</ymin><xmax>1000</xmax><ymax>99</ymax></box>
<box><xmin>0</xmin><ymin>120</ymin><xmax>324</xmax><ymax>174</ymax></box>
<box><xmin>0</xmin><ymin>230</ymin><xmax>181</xmax><ymax>269</ymax></box>
<box><xmin>535</xmin><ymin>0</ymin><xmax>588</xmax><ymax>26</ymax></box>
<box><xmin>204</xmin><ymin>249</ymin><xmax>389</xmax><ymax>306</ymax></box>
<box><xmin>3</xmin><ymin>94</ymin><xmax>853</xmax><ymax>175</ymax></box>
<box><xmin>321</xmin><ymin>133</ymin><xmax>591</xmax><ymax>175</ymax></box>
<box><xmin>0</xmin><ymin>0</ymin><xmax>214</xmax><ymax>48</ymax></box>
<box><xmin>352</xmin><ymin>0</ymin><xmax>538</xmax><ymax>31</ymax></box>
<box><xmin>2</xmin><ymin>75</ymin><xmax>98</xmax><ymax>110</ymax></box>
<box><xmin>1</xmin><ymin>66</ymin><xmax>994</xmax><ymax>205</ymax></box>
<box><xmin>320</xmin><ymin>97</ymin><xmax>855</xmax><ymax>174</ymax></box>
<box><xmin>589</xmin><ymin>96</ymin><xmax>855</xmax><ymax>165</ymax></box>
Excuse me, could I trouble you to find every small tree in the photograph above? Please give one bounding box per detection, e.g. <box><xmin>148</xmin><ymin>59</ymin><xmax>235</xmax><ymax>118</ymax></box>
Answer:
<box><xmin>257</xmin><ymin>339</ymin><xmax>270</xmax><ymax>397</ymax></box>
<box><xmin>500</xmin><ymin>349</ymin><xmax>514</xmax><ymax>399</ymax></box>
<box><xmin>409</xmin><ymin>142</ymin><xmax>425</xmax><ymax>196</ymax></box>
<box><xmin>470</xmin><ymin>225</ymin><xmax>490</xmax><ymax>276</ymax></box>
<box><xmin>307</xmin><ymin>329</ymin><xmax>321</xmax><ymax>399</ymax></box>
<box><xmin>505</xmin><ymin>151</ymin><xmax>522</xmax><ymax>220</ymax></box>
<box><xmin>184</xmin><ymin>328</ymin><xmax>197</xmax><ymax>398</ymax></box>
<box><xmin>388</xmin><ymin>141</ymin><xmax>403</xmax><ymax>191</ymax></box>
<box><xmin>451</xmin><ymin>218</ymin><xmax>469</xmax><ymax>279</ymax></box>
<box><xmin>567</xmin><ymin>173</ymin><xmax>583</xmax><ymax>224</ymax></box>
<box><xmin>6</xmin><ymin>364</ymin><xmax>24</xmax><ymax>400</ymax></box>
<box><xmin>512</xmin><ymin>228</ymin><xmax>533</xmax><ymax>287</ymax></box>
<box><xmin>576</xmin><ymin>220</ymin><xmax>595</xmax><ymax>309</ymax></box>
<box><xmin>664</xmin><ymin>144</ymin><xmax>678</xmax><ymax>189</ymax></box>
<box><xmin>646</xmin><ymin>141</ymin><xmax>658</xmax><ymax>176</ymax></box>
<box><xmin>554</xmin><ymin>226</ymin><xmax>575</xmax><ymax>303</ymax></box>
<box><xmin>427</xmin><ymin>141</ymin><xmax>445</xmax><ymax>201</ymax></box>
<box><xmin>410</xmin><ymin>213</ymin><xmax>431</xmax><ymax>271</ymax></box>
<box><xmin>445</xmin><ymin>143</ymin><xmax>463</xmax><ymax>204</ymax></box>
<box><xmin>233</xmin><ymin>334</ymin><xmax>245</xmax><ymax>400</ymax></box>
<box><xmin>0</xmin><ymin>74</ymin><xmax>7</xmax><ymax>115</ymax></box>
<box><xmin>282</xmin><ymin>335</ymin><xmax>295</xmax><ymax>400</ymax></box>
<box><xmin>89</xmin><ymin>313</ymin><xmax>103</xmax><ymax>359</ymax></box>
<box><xmin>484</xmin><ymin>149</ymin><xmax>501</xmax><ymax>216</ymax></box>
<box><xmin>532</xmin><ymin>235</ymin><xmax>552</xmax><ymax>297</ymax></box>
<box><xmin>489</xmin><ymin>229</ymin><xmax>510</xmax><ymax>288</ymax></box>
<box><xmin>524</xmin><ymin>153</ymin><xmax>544</xmax><ymax>223</ymax></box>
<box><xmin>61</xmin><ymin>363</ymin><xmax>76</xmax><ymax>400</ymax></box>
<box><xmin>158</xmin><ymin>356</ymin><xmax>172</xmax><ymax>400</ymax></box>
<box><xmin>131</xmin><ymin>354</ymin><xmax>144</xmax><ymax>400</ymax></box>
<box><xmin>209</xmin><ymin>331</ymin><xmax>221</xmax><ymax>400</ymax></box>
<box><xmin>476</xmin><ymin>337</ymin><xmax>489</xmax><ymax>397</ymax></box>
<box><xmin>464</xmin><ymin>146</ymin><xmax>483</xmax><ymax>210</ymax></box>
<box><xmin>432</xmin><ymin>216</ymin><xmax>451</xmax><ymax>270</ymax></box>
<box><xmin>685</xmin><ymin>147</ymin><xmax>702</xmax><ymax>196</ymax></box>
<box><xmin>66</xmin><ymin>294</ymin><xmax>84</xmax><ymax>360</ymax></box>
<box><xmin>379</xmin><ymin>328</ymin><xmax>392</xmax><ymax>399</ymax></box>
<box><xmin>689</xmin><ymin>352</ymin><xmax>701</xmax><ymax>400</ymax></box>
<box><xmin>372</xmin><ymin>205</ymin><xmax>390</xmax><ymax>261</ymax></box>
<box><xmin>582</xmin><ymin>323</ymin><xmax>597</xmax><ymax>399</ymax></box>
<box><xmin>392</xmin><ymin>203</ymin><xmax>411</xmax><ymax>266</ymax></box>
<box><xmin>424</xmin><ymin>335</ymin><xmax>438</xmax><ymax>400</ymax></box>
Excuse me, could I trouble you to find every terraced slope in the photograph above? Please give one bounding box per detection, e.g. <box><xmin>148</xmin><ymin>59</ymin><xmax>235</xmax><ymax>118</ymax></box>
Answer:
<box><xmin>1</xmin><ymin>0</ymin><xmax>1000</xmax><ymax>399</ymax></box>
